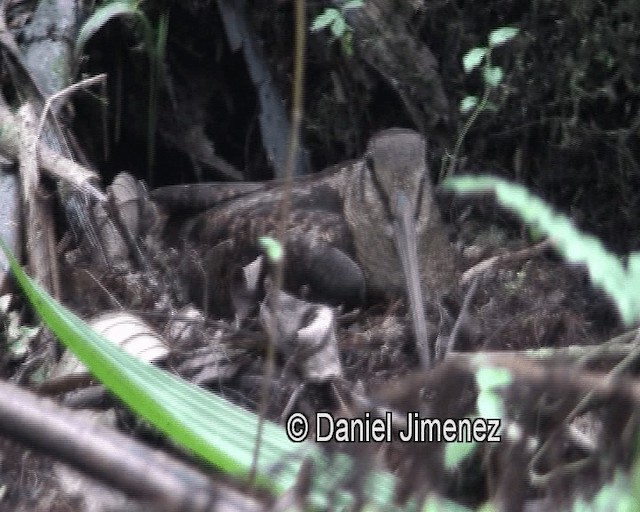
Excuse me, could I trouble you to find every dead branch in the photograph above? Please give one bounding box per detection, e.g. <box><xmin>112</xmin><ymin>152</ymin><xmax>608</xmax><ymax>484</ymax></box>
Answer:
<box><xmin>0</xmin><ymin>94</ymin><xmax>105</xmax><ymax>202</ymax></box>
<box><xmin>18</xmin><ymin>103</ymin><xmax>60</xmax><ymax>299</ymax></box>
<box><xmin>0</xmin><ymin>380</ymin><xmax>262</xmax><ymax>511</ymax></box>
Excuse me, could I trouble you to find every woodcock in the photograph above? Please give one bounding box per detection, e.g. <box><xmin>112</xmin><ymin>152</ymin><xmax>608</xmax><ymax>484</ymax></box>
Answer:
<box><xmin>152</xmin><ymin>128</ymin><xmax>458</xmax><ymax>366</ymax></box>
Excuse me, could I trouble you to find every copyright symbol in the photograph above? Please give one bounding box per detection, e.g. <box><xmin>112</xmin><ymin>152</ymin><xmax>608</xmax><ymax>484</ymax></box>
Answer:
<box><xmin>286</xmin><ymin>413</ymin><xmax>309</xmax><ymax>442</ymax></box>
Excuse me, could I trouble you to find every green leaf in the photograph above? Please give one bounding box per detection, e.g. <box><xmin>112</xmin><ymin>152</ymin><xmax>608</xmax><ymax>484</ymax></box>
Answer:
<box><xmin>477</xmin><ymin>391</ymin><xmax>504</xmax><ymax>420</ymax></box>
<box><xmin>340</xmin><ymin>30</ymin><xmax>355</xmax><ymax>57</ymax></box>
<box><xmin>459</xmin><ymin>95</ymin><xmax>478</xmax><ymax>114</ymax></box>
<box><xmin>310</xmin><ymin>8</ymin><xmax>339</xmax><ymax>32</ymax></box>
<box><xmin>1</xmin><ymin>241</ymin><xmax>288</xmax><ymax>482</ymax></box>
<box><xmin>462</xmin><ymin>47</ymin><xmax>488</xmax><ymax>73</ymax></box>
<box><xmin>488</xmin><ymin>27</ymin><xmax>519</xmax><ymax>48</ymax></box>
<box><xmin>0</xmin><ymin>237</ymin><xmax>404</xmax><ymax>509</ymax></box>
<box><xmin>444</xmin><ymin>441</ymin><xmax>477</xmax><ymax>470</ymax></box>
<box><xmin>477</xmin><ymin>503</ymin><xmax>499</xmax><ymax>512</ymax></box>
<box><xmin>258</xmin><ymin>236</ymin><xmax>283</xmax><ymax>262</ymax></box>
<box><xmin>146</xmin><ymin>8</ymin><xmax>170</xmax><ymax>182</ymax></box>
<box><xmin>76</xmin><ymin>0</ymin><xmax>140</xmax><ymax>56</ymax></box>
<box><xmin>331</xmin><ymin>14</ymin><xmax>347</xmax><ymax>39</ymax></box>
<box><xmin>444</xmin><ymin>176</ymin><xmax>640</xmax><ymax>325</ymax></box>
<box><xmin>483</xmin><ymin>66</ymin><xmax>504</xmax><ymax>87</ymax></box>
<box><xmin>476</xmin><ymin>366</ymin><xmax>512</xmax><ymax>391</ymax></box>
<box><xmin>421</xmin><ymin>495</ymin><xmax>475</xmax><ymax>512</ymax></box>
<box><xmin>342</xmin><ymin>0</ymin><xmax>364</xmax><ymax>11</ymax></box>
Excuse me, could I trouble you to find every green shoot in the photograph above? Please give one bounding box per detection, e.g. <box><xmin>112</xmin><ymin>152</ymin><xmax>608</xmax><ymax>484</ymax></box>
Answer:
<box><xmin>440</xmin><ymin>27</ymin><xmax>519</xmax><ymax>181</ymax></box>
<box><xmin>310</xmin><ymin>1</ymin><xmax>363</xmax><ymax>57</ymax></box>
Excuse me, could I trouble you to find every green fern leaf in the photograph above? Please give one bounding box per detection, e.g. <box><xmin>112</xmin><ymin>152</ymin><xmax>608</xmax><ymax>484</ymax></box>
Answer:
<box><xmin>445</xmin><ymin>176</ymin><xmax>640</xmax><ymax>324</ymax></box>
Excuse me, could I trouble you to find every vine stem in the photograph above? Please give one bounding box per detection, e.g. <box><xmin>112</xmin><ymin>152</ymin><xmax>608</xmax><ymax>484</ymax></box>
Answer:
<box><xmin>440</xmin><ymin>54</ymin><xmax>494</xmax><ymax>182</ymax></box>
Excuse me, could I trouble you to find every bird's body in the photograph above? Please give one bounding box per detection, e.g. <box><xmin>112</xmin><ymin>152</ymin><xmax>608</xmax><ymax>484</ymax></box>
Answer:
<box><xmin>152</xmin><ymin>129</ymin><xmax>457</xmax><ymax>331</ymax></box>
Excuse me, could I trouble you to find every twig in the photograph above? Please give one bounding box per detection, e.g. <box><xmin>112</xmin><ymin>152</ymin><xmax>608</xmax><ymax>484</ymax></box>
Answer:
<box><xmin>447</xmin><ymin>328</ymin><xmax>638</xmax><ymax>364</ymax></box>
<box><xmin>460</xmin><ymin>239</ymin><xmax>552</xmax><ymax>285</ymax></box>
<box><xmin>18</xmin><ymin>103</ymin><xmax>60</xmax><ymax>299</ymax></box>
<box><xmin>0</xmin><ymin>95</ymin><xmax>105</xmax><ymax>202</ymax></box>
<box><xmin>35</xmin><ymin>74</ymin><xmax>107</xmax><ymax>152</ymax></box>
<box><xmin>440</xmin><ymin>276</ymin><xmax>479</xmax><ymax>358</ymax></box>
<box><xmin>0</xmin><ymin>380</ymin><xmax>261</xmax><ymax>511</ymax></box>
<box><xmin>447</xmin><ymin>352</ymin><xmax>640</xmax><ymax>404</ymax></box>
<box><xmin>528</xmin><ymin>327</ymin><xmax>640</xmax><ymax>486</ymax></box>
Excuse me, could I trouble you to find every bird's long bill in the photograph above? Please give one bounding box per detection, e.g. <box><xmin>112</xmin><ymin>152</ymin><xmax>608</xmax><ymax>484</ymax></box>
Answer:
<box><xmin>392</xmin><ymin>191</ymin><xmax>431</xmax><ymax>369</ymax></box>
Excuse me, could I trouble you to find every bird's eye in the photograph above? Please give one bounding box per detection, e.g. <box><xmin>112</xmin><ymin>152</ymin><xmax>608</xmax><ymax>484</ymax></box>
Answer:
<box><xmin>364</xmin><ymin>153</ymin><xmax>375</xmax><ymax>171</ymax></box>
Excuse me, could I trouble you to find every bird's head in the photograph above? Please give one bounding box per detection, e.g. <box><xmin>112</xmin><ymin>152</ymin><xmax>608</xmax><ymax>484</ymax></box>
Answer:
<box><xmin>364</xmin><ymin>128</ymin><xmax>430</xmax><ymax>228</ymax></box>
<box><xmin>364</xmin><ymin>128</ymin><xmax>433</xmax><ymax>366</ymax></box>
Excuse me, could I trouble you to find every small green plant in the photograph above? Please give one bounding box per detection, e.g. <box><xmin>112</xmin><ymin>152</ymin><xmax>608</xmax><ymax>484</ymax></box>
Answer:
<box><xmin>0</xmin><ymin>294</ymin><xmax>40</xmax><ymax>360</ymax></box>
<box><xmin>258</xmin><ymin>236</ymin><xmax>283</xmax><ymax>263</ymax></box>
<box><xmin>440</xmin><ymin>26</ymin><xmax>519</xmax><ymax>181</ymax></box>
<box><xmin>310</xmin><ymin>0</ymin><xmax>363</xmax><ymax>57</ymax></box>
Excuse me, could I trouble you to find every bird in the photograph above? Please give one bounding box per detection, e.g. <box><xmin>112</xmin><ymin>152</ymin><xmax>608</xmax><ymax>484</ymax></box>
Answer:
<box><xmin>152</xmin><ymin>128</ymin><xmax>458</xmax><ymax>365</ymax></box>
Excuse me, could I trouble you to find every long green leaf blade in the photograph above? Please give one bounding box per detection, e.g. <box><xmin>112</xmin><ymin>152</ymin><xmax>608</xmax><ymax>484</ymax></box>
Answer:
<box><xmin>1</xmin><ymin>239</ymin><xmax>434</xmax><ymax>509</ymax></box>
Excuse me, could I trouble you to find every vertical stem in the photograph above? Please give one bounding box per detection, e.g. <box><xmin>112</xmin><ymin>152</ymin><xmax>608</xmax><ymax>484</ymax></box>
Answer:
<box><xmin>251</xmin><ymin>0</ymin><xmax>306</xmax><ymax>482</ymax></box>
<box><xmin>440</xmin><ymin>54</ymin><xmax>494</xmax><ymax>182</ymax></box>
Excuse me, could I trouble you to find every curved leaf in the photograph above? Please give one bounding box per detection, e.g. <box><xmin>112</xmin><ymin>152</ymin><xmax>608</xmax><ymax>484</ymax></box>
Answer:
<box><xmin>310</xmin><ymin>8</ymin><xmax>339</xmax><ymax>32</ymax></box>
<box><xmin>488</xmin><ymin>27</ymin><xmax>519</xmax><ymax>48</ymax></box>
<box><xmin>483</xmin><ymin>65</ymin><xmax>504</xmax><ymax>87</ymax></box>
<box><xmin>463</xmin><ymin>47</ymin><xmax>487</xmax><ymax>73</ymax></box>
<box><xmin>331</xmin><ymin>14</ymin><xmax>347</xmax><ymax>38</ymax></box>
<box><xmin>459</xmin><ymin>95</ymin><xmax>479</xmax><ymax>114</ymax></box>
<box><xmin>76</xmin><ymin>1</ymin><xmax>140</xmax><ymax>56</ymax></box>
<box><xmin>258</xmin><ymin>236</ymin><xmax>283</xmax><ymax>263</ymax></box>
<box><xmin>343</xmin><ymin>0</ymin><xmax>364</xmax><ymax>11</ymax></box>
<box><xmin>3</xmin><ymin>238</ymin><xmax>458</xmax><ymax>510</ymax></box>
<box><xmin>444</xmin><ymin>440</ymin><xmax>477</xmax><ymax>471</ymax></box>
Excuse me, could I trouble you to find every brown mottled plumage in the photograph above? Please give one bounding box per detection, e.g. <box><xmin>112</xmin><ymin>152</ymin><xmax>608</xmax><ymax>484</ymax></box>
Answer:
<box><xmin>153</xmin><ymin>129</ymin><xmax>458</xmax><ymax>357</ymax></box>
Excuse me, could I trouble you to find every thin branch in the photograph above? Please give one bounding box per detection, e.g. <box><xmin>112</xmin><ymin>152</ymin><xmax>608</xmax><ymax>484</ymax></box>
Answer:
<box><xmin>0</xmin><ymin>380</ymin><xmax>261</xmax><ymax>511</ymax></box>
<box><xmin>251</xmin><ymin>0</ymin><xmax>306</xmax><ymax>482</ymax></box>
<box><xmin>0</xmin><ymin>95</ymin><xmax>106</xmax><ymax>202</ymax></box>
<box><xmin>460</xmin><ymin>239</ymin><xmax>552</xmax><ymax>285</ymax></box>
<box><xmin>35</xmin><ymin>74</ymin><xmax>107</xmax><ymax>151</ymax></box>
